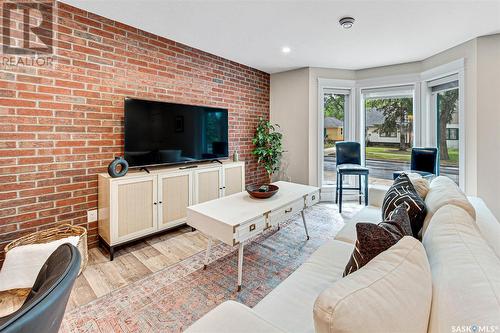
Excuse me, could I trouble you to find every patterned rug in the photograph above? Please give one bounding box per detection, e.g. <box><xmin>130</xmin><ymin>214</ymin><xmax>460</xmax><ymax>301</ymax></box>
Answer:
<box><xmin>61</xmin><ymin>203</ymin><xmax>360</xmax><ymax>332</ymax></box>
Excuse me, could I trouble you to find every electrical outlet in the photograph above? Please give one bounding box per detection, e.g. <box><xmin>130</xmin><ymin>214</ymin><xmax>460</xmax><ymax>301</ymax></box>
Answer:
<box><xmin>87</xmin><ymin>209</ymin><xmax>98</xmax><ymax>223</ymax></box>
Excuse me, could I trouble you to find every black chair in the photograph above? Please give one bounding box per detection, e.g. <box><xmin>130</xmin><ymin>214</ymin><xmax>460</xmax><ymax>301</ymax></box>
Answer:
<box><xmin>335</xmin><ymin>141</ymin><xmax>369</xmax><ymax>213</ymax></box>
<box><xmin>0</xmin><ymin>244</ymin><xmax>81</xmax><ymax>333</ymax></box>
<box><xmin>392</xmin><ymin>147</ymin><xmax>438</xmax><ymax>180</ymax></box>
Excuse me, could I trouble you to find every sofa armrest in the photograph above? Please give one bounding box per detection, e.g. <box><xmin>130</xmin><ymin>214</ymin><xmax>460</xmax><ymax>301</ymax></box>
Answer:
<box><xmin>368</xmin><ymin>185</ymin><xmax>389</xmax><ymax>207</ymax></box>
<box><xmin>185</xmin><ymin>301</ymin><xmax>285</xmax><ymax>333</ymax></box>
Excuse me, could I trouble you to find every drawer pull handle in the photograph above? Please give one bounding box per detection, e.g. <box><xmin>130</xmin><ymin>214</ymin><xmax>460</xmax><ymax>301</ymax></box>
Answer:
<box><xmin>285</xmin><ymin>208</ymin><xmax>293</xmax><ymax>213</ymax></box>
<box><xmin>312</xmin><ymin>195</ymin><xmax>316</xmax><ymax>201</ymax></box>
<box><xmin>249</xmin><ymin>224</ymin><xmax>256</xmax><ymax>231</ymax></box>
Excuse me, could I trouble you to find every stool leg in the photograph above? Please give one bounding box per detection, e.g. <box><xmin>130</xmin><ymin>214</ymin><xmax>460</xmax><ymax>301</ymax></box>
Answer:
<box><xmin>365</xmin><ymin>174</ymin><xmax>369</xmax><ymax>206</ymax></box>
<box><xmin>358</xmin><ymin>174</ymin><xmax>362</xmax><ymax>204</ymax></box>
<box><xmin>335</xmin><ymin>172</ymin><xmax>339</xmax><ymax>204</ymax></box>
<box><xmin>339</xmin><ymin>173</ymin><xmax>343</xmax><ymax>213</ymax></box>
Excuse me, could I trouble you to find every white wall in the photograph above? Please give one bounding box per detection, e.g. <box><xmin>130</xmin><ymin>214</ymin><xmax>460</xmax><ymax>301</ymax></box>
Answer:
<box><xmin>476</xmin><ymin>34</ymin><xmax>500</xmax><ymax>219</ymax></box>
<box><xmin>270</xmin><ymin>68</ymin><xmax>310</xmax><ymax>184</ymax></box>
<box><xmin>356</xmin><ymin>61</ymin><xmax>422</xmax><ymax>80</ymax></box>
<box><xmin>270</xmin><ymin>34</ymin><xmax>500</xmax><ymax>218</ymax></box>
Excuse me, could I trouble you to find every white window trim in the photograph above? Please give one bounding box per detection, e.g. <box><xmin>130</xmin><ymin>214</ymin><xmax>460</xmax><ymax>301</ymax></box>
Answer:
<box><xmin>421</xmin><ymin>59</ymin><xmax>465</xmax><ymax>190</ymax></box>
<box><xmin>316</xmin><ymin>59</ymin><xmax>465</xmax><ymax>200</ymax></box>
<box><xmin>357</xmin><ymin>79</ymin><xmax>420</xmax><ymax>167</ymax></box>
<box><xmin>317</xmin><ymin>78</ymin><xmax>355</xmax><ymax>200</ymax></box>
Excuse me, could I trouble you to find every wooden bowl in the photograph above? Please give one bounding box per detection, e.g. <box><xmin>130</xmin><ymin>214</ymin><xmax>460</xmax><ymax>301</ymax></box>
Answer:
<box><xmin>246</xmin><ymin>184</ymin><xmax>279</xmax><ymax>199</ymax></box>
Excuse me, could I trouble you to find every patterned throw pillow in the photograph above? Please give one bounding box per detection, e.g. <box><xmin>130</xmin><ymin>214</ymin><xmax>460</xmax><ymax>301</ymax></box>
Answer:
<box><xmin>343</xmin><ymin>206</ymin><xmax>412</xmax><ymax>277</ymax></box>
<box><xmin>382</xmin><ymin>173</ymin><xmax>427</xmax><ymax>237</ymax></box>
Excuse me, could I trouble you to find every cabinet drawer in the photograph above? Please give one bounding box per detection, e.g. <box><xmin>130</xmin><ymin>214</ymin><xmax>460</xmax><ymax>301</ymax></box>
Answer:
<box><xmin>306</xmin><ymin>191</ymin><xmax>320</xmax><ymax>207</ymax></box>
<box><xmin>235</xmin><ymin>216</ymin><xmax>266</xmax><ymax>242</ymax></box>
<box><xmin>268</xmin><ymin>199</ymin><xmax>305</xmax><ymax>227</ymax></box>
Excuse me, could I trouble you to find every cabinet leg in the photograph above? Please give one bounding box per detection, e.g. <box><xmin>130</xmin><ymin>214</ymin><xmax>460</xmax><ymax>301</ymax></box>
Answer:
<box><xmin>301</xmin><ymin>210</ymin><xmax>310</xmax><ymax>240</ymax></box>
<box><xmin>109</xmin><ymin>246</ymin><xmax>115</xmax><ymax>261</ymax></box>
<box><xmin>203</xmin><ymin>236</ymin><xmax>212</xmax><ymax>270</ymax></box>
<box><xmin>237</xmin><ymin>242</ymin><xmax>244</xmax><ymax>291</ymax></box>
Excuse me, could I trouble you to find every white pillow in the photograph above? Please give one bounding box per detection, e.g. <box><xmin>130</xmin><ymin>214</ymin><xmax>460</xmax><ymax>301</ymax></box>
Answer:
<box><xmin>0</xmin><ymin>236</ymin><xmax>79</xmax><ymax>291</ymax></box>
<box><xmin>422</xmin><ymin>176</ymin><xmax>476</xmax><ymax>235</ymax></box>
<box><xmin>406</xmin><ymin>173</ymin><xmax>430</xmax><ymax>199</ymax></box>
<box><xmin>313</xmin><ymin>236</ymin><xmax>432</xmax><ymax>333</ymax></box>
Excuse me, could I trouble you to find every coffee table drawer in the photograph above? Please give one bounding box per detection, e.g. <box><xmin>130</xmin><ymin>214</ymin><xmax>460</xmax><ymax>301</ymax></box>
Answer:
<box><xmin>235</xmin><ymin>216</ymin><xmax>266</xmax><ymax>242</ymax></box>
<box><xmin>306</xmin><ymin>190</ymin><xmax>320</xmax><ymax>207</ymax></box>
<box><xmin>268</xmin><ymin>199</ymin><xmax>305</xmax><ymax>227</ymax></box>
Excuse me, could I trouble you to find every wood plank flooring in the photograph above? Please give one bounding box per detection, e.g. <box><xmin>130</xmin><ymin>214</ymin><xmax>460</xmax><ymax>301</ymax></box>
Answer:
<box><xmin>66</xmin><ymin>226</ymin><xmax>215</xmax><ymax>311</ymax></box>
<box><xmin>0</xmin><ymin>190</ymin><xmax>390</xmax><ymax>316</ymax></box>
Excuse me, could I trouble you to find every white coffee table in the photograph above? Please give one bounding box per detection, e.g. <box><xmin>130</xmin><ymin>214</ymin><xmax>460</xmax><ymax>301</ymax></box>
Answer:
<box><xmin>187</xmin><ymin>181</ymin><xmax>320</xmax><ymax>291</ymax></box>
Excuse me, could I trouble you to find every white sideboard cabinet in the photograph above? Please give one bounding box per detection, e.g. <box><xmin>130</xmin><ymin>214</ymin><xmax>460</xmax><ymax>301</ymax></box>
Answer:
<box><xmin>98</xmin><ymin>161</ymin><xmax>245</xmax><ymax>259</ymax></box>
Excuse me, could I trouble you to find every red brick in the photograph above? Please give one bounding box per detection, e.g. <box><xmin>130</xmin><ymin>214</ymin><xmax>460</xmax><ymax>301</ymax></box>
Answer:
<box><xmin>0</xmin><ymin>99</ymin><xmax>36</xmax><ymax>107</ymax></box>
<box><xmin>0</xmin><ymin>2</ymin><xmax>269</xmax><ymax>266</ymax></box>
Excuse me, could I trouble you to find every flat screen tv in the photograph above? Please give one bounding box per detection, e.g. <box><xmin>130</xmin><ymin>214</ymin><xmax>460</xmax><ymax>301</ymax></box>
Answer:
<box><xmin>124</xmin><ymin>98</ymin><xmax>229</xmax><ymax>168</ymax></box>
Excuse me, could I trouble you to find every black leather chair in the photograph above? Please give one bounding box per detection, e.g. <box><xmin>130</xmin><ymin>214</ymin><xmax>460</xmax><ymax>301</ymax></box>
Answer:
<box><xmin>0</xmin><ymin>244</ymin><xmax>81</xmax><ymax>333</ymax></box>
<box><xmin>335</xmin><ymin>141</ymin><xmax>369</xmax><ymax>213</ymax></box>
<box><xmin>393</xmin><ymin>147</ymin><xmax>438</xmax><ymax>180</ymax></box>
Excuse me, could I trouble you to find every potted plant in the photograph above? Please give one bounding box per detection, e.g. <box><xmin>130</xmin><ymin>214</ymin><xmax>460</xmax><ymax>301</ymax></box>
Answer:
<box><xmin>252</xmin><ymin>117</ymin><xmax>284</xmax><ymax>184</ymax></box>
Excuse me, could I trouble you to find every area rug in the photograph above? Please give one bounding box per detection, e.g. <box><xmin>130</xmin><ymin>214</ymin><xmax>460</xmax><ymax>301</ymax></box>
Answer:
<box><xmin>61</xmin><ymin>203</ymin><xmax>360</xmax><ymax>333</ymax></box>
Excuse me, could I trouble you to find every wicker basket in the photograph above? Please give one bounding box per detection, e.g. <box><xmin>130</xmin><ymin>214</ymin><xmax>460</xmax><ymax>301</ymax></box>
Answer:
<box><xmin>5</xmin><ymin>224</ymin><xmax>88</xmax><ymax>275</ymax></box>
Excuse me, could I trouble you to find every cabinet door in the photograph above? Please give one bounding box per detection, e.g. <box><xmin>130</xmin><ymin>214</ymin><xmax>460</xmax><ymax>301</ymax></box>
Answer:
<box><xmin>223</xmin><ymin>163</ymin><xmax>245</xmax><ymax>196</ymax></box>
<box><xmin>158</xmin><ymin>171</ymin><xmax>192</xmax><ymax>230</ymax></box>
<box><xmin>112</xmin><ymin>176</ymin><xmax>157</xmax><ymax>244</ymax></box>
<box><xmin>194</xmin><ymin>167</ymin><xmax>222</xmax><ymax>204</ymax></box>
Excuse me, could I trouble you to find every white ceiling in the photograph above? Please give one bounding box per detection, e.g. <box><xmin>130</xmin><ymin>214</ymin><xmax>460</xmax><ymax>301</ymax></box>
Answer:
<box><xmin>61</xmin><ymin>0</ymin><xmax>500</xmax><ymax>74</ymax></box>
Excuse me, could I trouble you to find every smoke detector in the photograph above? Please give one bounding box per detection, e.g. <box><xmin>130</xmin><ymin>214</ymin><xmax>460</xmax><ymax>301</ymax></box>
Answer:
<box><xmin>339</xmin><ymin>17</ymin><xmax>355</xmax><ymax>29</ymax></box>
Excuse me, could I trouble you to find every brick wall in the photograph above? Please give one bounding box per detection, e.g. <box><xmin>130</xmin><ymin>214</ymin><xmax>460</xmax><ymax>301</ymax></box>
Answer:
<box><xmin>0</xmin><ymin>2</ymin><xmax>270</xmax><ymax>264</ymax></box>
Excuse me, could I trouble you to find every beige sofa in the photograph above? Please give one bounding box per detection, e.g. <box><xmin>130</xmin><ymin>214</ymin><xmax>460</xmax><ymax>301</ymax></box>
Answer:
<box><xmin>186</xmin><ymin>177</ymin><xmax>500</xmax><ymax>333</ymax></box>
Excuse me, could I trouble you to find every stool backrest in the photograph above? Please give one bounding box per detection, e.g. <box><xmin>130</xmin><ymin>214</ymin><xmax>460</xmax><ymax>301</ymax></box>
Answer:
<box><xmin>0</xmin><ymin>244</ymin><xmax>81</xmax><ymax>333</ymax></box>
<box><xmin>411</xmin><ymin>147</ymin><xmax>438</xmax><ymax>174</ymax></box>
<box><xmin>336</xmin><ymin>141</ymin><xmax>361</xmax><ymax>166</ymax></box>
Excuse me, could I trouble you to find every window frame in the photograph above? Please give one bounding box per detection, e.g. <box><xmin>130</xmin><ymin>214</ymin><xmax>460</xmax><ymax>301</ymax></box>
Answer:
<box><xmin>421</xmin><ymin>59</ymin><xmax>465</xmax><ymax>190</ymax></box>
<box><xmin>317</xmin><ymin>78</ymin><xmax>356</xmax><ymax>200</ymax></box>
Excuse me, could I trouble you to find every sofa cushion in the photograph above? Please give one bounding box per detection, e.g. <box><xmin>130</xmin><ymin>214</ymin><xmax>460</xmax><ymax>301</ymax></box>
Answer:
<box><xmin>422</xmin><ymin>176</ymin><xmax>476</xmax><ymax>235</ymax></box>
<box><xmin>335</xmin><ymin>206</ymin><xmax>380</xmax><ymax>244</ymax></box>
<box><xmin>469</xmin><ymin>196</ymin><xmax>500</xmax><ymax>258</ymax></box>
<box><xmin>313</xmin><ymin>237</ymin><xmax>432</xmax><ymax>333</ymax></box>
<box><xmin>343</xmin><ymin>206</ymin><xmax>411</xmax><ymax>276</ymax></box>
<box><xmin>253</xmin><ymin>240</ymin><xmax>353</xmax><ymax>333</ymax></box>
<box><xmin>368</xmin><ymin>184</ymin><xmax>390</xmax><ymax>207</ymax></box>
<box><xmin>184</xmin><ymin>300</ymin><xmax>285</xmax><ymax>333</ymax></box>
<box><xmin>408</xmin><ymin>174</ymin><xmax>430</xmax><ymax>199</ymax></box>
<box><xmin>382</xmin><ymin>173</ymin><xmax>427</xmax><ymax>237</ymax></box>
<box><xmin>422</xmin><ymin>204</ymin><xmax>500</xmax><ymax>332</ymax></box>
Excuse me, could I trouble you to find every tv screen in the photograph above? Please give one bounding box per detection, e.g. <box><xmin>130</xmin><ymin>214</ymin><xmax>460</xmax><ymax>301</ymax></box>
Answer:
<box><xmin>124</xmin><ymin>98</ymin><xmax>229</xmax><ymax>167</ymax></box>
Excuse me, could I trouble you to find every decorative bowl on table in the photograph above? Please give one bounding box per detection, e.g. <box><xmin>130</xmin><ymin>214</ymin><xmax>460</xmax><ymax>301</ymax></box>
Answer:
<box><xmin>246</xmin><ymin>184</ymin><xmax>279</xmax><ymax>199</ymax></box>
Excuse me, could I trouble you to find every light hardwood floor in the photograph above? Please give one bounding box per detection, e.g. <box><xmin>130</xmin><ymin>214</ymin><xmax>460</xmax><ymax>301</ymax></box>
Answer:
<box><xmin>67</xmin><ymin>226</ymin><xmax>214</xmax><ymax>310</ymax></box>
<box><xmin>1</xmin><ymin>187</ymin><xmax>390</xmax><ymax>316</ymax></box>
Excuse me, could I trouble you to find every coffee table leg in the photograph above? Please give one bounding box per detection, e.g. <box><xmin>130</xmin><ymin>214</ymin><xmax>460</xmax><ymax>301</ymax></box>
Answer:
<box><xmin>237</xmin><ymin>242</ymin><xmax>244</xmax><ymax>291</ymax></box>
<box><xmin>203</xmin><ymin>236</ymin><xmax>212</xmax><ymax>270</ymax></box>
<box><xmin>301</xmin><ymin>210</ymin><xmax>310</xmax><ymax>240</ymax></box>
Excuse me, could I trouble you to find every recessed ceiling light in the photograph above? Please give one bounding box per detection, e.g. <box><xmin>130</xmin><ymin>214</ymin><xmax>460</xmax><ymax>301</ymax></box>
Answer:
<box><xmin>339</xmin><ymin>17</ymin><xmax>355</xmax><ymax>29</ymax></box>
<box><xmin>281</xmin><ymin>46</ymin><xmax>291</xmax><ymax>54</ymax></box>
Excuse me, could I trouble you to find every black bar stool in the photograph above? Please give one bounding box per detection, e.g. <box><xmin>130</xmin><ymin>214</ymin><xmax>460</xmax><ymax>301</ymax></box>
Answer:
<box><xmin>335</xmin><ymin>141</ymin><xmax>369</xmax><ymax>213</ymax></box>
<box><xmin>393</xmin><ymin>147</ymin><xmax>438</xmax><ymax>180</ymax></box>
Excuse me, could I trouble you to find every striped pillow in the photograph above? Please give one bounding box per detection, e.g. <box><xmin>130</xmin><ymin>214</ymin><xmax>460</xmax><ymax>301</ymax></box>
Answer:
<box><xmin>382</xmin><ymin>173</ymin><xmax>427</xmax><ymax>237</ymax></box>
